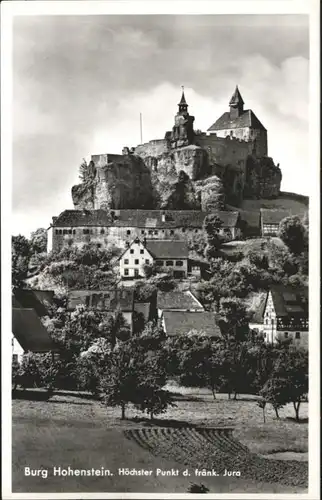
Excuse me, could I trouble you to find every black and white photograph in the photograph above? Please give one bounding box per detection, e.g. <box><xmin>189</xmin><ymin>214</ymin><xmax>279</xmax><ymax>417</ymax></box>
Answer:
<box><xmin>1</xmin><ymin>1</ymin><xmax>320</xmax><ymax>498</ymax></box>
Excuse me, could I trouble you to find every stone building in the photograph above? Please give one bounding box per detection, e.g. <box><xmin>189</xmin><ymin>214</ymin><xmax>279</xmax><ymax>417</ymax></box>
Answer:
<box><xmin>47</xmin><ymin>209</ymin><xmax>242</xmax><ymax>253</ymax></box>
<box><xmin>250</xmin><ymin>286</ymin><xmax>308</xmax><ymax>349</ymax></box>
<box><xmin>207</xmin><ymin>86</ymin><xmax>268</xmax><ymax>157</ymax></box>
<box><xmin>119</xmin><ymin>238</ymin><xmax>190</xmax><ymax>279</ymax></box>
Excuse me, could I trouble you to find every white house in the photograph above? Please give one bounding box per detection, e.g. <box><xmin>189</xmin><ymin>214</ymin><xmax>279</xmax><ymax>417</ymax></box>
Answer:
<box><xmin>119</xmin><ymin>238</ymin><xmax>190</xmax><ymax>279</ymax></box>
<box><xmin>252</xmin><ymin>286</ymin><xmax>308</xmax><ymax>348</ymax></box>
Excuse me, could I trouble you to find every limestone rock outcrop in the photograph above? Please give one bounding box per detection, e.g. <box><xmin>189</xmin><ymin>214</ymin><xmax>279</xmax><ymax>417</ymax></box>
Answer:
<box><xmin>72</xmin><ymin>153</ymin><xmax>155</xmax><ymax>210</ymax></box>
<box><xmin>243</xmin><ymin>156</ymin><xmax>282</xmax><ymax>199</ymax></box>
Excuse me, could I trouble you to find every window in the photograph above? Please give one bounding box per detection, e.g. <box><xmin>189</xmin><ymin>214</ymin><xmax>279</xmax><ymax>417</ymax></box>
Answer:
<box><xmin>148</xmin><ymin>230</ymin><xmax>153</xmax><ymax>235</ymax></box>
<box><xmin>126</xmin><ymin>230</ymin><xmax>131</xmax><ymax>235</ymax></box>
<box><xmin>134</xmin><ymin>269</ymin><xmax>139</xmax><ymax>277</ymax></box>
<box><xmin>182</xmin><ymin>228</ymin><xmax>186</xmax><ymax>233</ymax></box>
<box><xmin>156</xmin><ymin>260</ymin><xmax>163</xmax><ymax>266</ymax></box>
<box><xmin>68</xmin><ymin>229</ymin><xmax>72</xmax><ymax>234</ymax></box>
<box><xmin>295</xmin><ymin>332</ymin><xmax>300</xmax><ymax>339</ymax></box>
<box><xmin>124</xmin><ymin>259</ymin><xmax>129</xmax><ymax>265</ymax></box>
<box><xmin>141</xmin><ymin>230</ymin><xmax>145</xmax><ymax>234</ymax></box>
<box><xmin>145</xmin><ymin>259</ymin><xmax>150</xmax><ymax>264</ymax></box>
<box><xmin>100</xmin><ymin>229</ymin><xmax>105</xmax><ymax>234</ymax></box>
<box><xmin>195</xmin><ymin>229</ymin><xmax>198</xmax><ymax>233</ymax></box>
<box><xmin>130</xmin><ymin>249</ymin><xmax>134</xmax><ymax>254</ymax></box>
<box><xmin>55</xmin><ymin>229</ymin><xmax>59</xmax><ymax>235</ymax></box>
<box><xmin>154</xmin><ymin>230</ymin><xmax>158</xmax><ymax>235</ymax></box>
<box><xmin>166</xmin><ymin>260</ymin><xmax>174</xmax><ymax>266</ymax></box>
<box><xmin>140</xmin><ymin>250</ymin><xmax>144</xmax><ymax>254</ymax></box>
<box><xmin>176</xmin><ymin>260</ymin><xmax>184</xmax><ymax>266</ymax></box>
<box><xmin>170</xmin><ymin>230</ymin><xmax>174</xmax><ymax>235</ymax></box>
<box><xmin>63</xmin><ymin>229</ymin><xmax>68</xmax><ymax>234</ymax></box>
<box><xmin>134</xmin><ymin>259</ymin><xmax>139</xmax><ymax>265</ymax></box>
<box><xmin>83</xmin><ymin>229</ymin><xmax>90</xmax><ymax>234</ymax></box>
<box><xmin>124</xmin><ymin>269</ymin><xmax>129</xmax><ymax>276</ymax></box>
<box><xmin>284</xmin><ymin>332</ymin><xmax>288</xmax><ymax>338</ymax></box>
<box><xmin>59</xmin><ymin>230</ymin><xmax>62</xmax><ymax>235</ymax></box>
<box><xmin>72</xmin><ymin>229</ymin><xmax>76</xmax><ymax>235</ymax></box>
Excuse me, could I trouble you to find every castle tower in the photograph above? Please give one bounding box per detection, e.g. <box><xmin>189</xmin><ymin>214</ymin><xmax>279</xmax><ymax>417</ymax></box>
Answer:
<box><xmin>207</xmin><ymin>85</ymin><xmax>268</xmax><ymax>157</ymax></box>
<box><xmin>229</xmin><ymin>85</ymin><xmax>244</xmax><ymax>120</ymax></box>
<box><xmin>178</xmin><ymin>87</ymin><xmax>189</xmax><ymax>115</ymax></box>
<box><xmin>166</xmin><ymin>87</ymin><xmax>195</xmax><ymax>148</ymax></box>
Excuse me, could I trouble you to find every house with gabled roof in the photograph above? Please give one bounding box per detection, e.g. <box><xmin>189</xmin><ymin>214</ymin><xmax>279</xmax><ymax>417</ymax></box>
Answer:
<box><xmin>257</xmin><ymin>285</ymin><xmax>308</xmax><ymax>348</ymax></box>
<box><xmin>118</xmin><ymin>238</ymin><xmax>190</xmax><ymax>279</ymax></box>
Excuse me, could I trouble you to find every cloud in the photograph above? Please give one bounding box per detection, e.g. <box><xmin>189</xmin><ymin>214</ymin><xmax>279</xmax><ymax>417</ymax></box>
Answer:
<box><xmin>11</xmin><ymin>15</ymin><xmax>309</xmax><ymax>236</ymax></box>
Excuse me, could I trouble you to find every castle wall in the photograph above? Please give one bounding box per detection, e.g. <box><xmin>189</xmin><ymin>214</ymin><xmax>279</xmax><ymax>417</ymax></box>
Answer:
<box><xmin>195</xmin><ymin>133</ymin><xmax>252</xmax><ymax>168</ymax></box>
<box><xmin>208</xmin><ymin>128</ymin><xmax>267</xmax><ymax>157</ymax></box>
<box><xmin>134</xmin><ymin>139</ymin><xmax>169</xmax><ymax>158</ymax></box>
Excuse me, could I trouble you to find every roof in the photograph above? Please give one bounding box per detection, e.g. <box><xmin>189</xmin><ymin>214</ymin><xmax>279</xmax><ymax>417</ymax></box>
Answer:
<box><xmin>13</xmin><ymin>289</ymin><xmax>55</xmax><ymax>317</ymax></box>
<box><xmin>214</xmin><ymin>211</ymin><xmax>240</xmax><ymax>228</ymax></box>
<box><xmin>207</xmin><ymin>110</ymin><xmax>266</xmax><ymax>132</ymax></box>
<box><xmin>179</xmin><ymin>90</ymin><xmax>187</xmax><ymax>105</ymax></box>
<box><xmin>163</xmin><ymin>311</ymin><xmax>222</xmax><ymax>338</ymax></box>
<box><xmin>157</xmin><ymin>290</ymin><xmax>204</xmax><ymax>311</ymax></box>
<box><xmin>12</xmin><ymin>308</ymin><xmax>57</xmax><ymax>352</ymax></box>
<box><xmin>229</xmin><ymin>86</ymin><xmax>244</xmax><ymax>106</ymax></box>
<box><xmin>260</xmin><ymin>209</ymin><xmax>291</xmax><ymax>225</ymax></box>
<box><xmin>67</xmin><ymin>289</ymin><xmax>134</xmax><ymax>311</ymax></box>
<box><xmin>51</xmin><ymin>209</ymin><xmax>239</xmax><ymax>229</ymax></box>
<box><xmin>269</xmin><ymin>285</ymin><xmax>308</xmax><ymax>317</ymax></box>
<box><xmin>52</xmin><ymin>210</ymin><xmax>113</xmax><ymax>227</ymax></box>
<box><xmin>145</xmin><ymin>240</ymin><xmax>189</xmax><ymax>259</ymax></box>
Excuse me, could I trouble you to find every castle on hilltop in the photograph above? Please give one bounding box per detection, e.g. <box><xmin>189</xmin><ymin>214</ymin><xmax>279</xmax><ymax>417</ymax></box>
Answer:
<box><xmin>47</xmin><ymin>86</ymin><xmax>283</xmax><ymax>253</ymax></box>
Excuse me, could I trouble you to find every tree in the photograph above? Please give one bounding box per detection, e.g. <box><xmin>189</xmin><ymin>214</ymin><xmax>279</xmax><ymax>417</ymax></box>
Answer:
<box><xmin>12</xmin><ymin>358</ymin><xmax>21</xmax><ymax>391</ymax></box>
<box><xmin>101</xmin><ymin>342</ymin><xmax>140</xmax><ymax>419</ymax></box>
<box><xmin>272</xmin><ymin>346</ymin><xmax>308</xmax><ymax>421</ymax></box>
<box><xmin>217</xmin><ymin>298</ymin><xmax>249</xmax><ymax>342</ymax></box>
<box><xmin>203</xmin><ymin>214</ymin><xmax>223</xmax><ymax>261</ymax></box>
<box><xmin>30</xmin><ymin>228</ymin><xmax>47</xmax><ymax>254</ymax></box>
<box><xmin>259</xmin><ymin>377</ymin><xmax>289</xmax><ymax>419</ymax></box>
<box><xmin>278</xmin><ymin>216</ymin><xmax>307</xmax><ymax>255</ymax></box>
<box><xmin>12</xmin><ymin>234</ymin><xmax>31</xmax><ymax>288</ymax></box>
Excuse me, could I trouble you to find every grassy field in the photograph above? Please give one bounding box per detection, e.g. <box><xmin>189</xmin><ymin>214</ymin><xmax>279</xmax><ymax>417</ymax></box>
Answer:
<box><xmin>12</xmin><ymin>388</ymin><xmax>308</xmax><ymax>494</ymax></box>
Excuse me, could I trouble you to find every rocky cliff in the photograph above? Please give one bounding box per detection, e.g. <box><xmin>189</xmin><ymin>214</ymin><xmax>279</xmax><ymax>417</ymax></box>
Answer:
<box><xmin>72</xmin><ymin>153</ymin><xmax>155</xmax><ymax>210</ymax></box>
<box><xmin>72</xmin><ymin>144</ymin><xmax>281</xmax><ymax>212</ymax></box>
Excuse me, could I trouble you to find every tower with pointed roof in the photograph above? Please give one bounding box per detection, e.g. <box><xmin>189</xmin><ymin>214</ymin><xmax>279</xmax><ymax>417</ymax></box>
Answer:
<box><xmin>165</xmin><ymin>87</ymin><xmax>195</xmax><ymax>148</ymax></box>
<box><xmin>207</xmin><ymin>86</ymin><xmax>268</xmax><ymax>157</ymax></box>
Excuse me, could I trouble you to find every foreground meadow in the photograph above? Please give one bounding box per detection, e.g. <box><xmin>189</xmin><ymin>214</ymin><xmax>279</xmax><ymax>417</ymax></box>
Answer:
<box><xmin>12</xmin><ymin>388</ymin><xmax>308</xmax><ymax>493</ymax></box>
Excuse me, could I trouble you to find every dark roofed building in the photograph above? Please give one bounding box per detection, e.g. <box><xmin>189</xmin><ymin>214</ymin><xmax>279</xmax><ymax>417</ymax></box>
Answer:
<box><xmin>262</xmin><ymin>285</ymin><xmax>308</xmax><ymax>348</ymax></box>
<box><xmin>157</xmin><ymin>290</ymin><xmax>204</xmax><ymax>317</ymax></box>
<box><xmin>13</xmin><ymin>289</ymin><xmax>55</xmax><ymax>317</ymax></box>
<box><xmin>162</xmin><ymin>311</ymin><xmax>222</xmax><ymax>338</ymax></box>
<box><xmin>48</xmin><ymin>208</ymin><xmax>243</xmax><ymax>253</ymax></box>
<box><xmin>207</xmin><ymin>86</ymin><xmax>268</xmax><ymax>157</ymax></box>
<box><xmin>67</xmin><ymin>288</ymin><xmax>134</xmax><ymax>311</ymax></box>
<box><xmin>260</xmin><ymin>209</ymin><xmax>291</xmax><ymax>236</ymax></box>
<box><xmin>145</xmin><ymin>240</ymin><xmax>189</xmax><ymax>259</ymax></box>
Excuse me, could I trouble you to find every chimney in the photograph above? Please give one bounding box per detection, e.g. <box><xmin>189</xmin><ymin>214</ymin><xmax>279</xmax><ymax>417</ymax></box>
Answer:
<box><xmin>52</xmin><ymin>216</ymin><xmax>58</xmax><ymax>225</ymax></box>
<box><xmin>143</xmin><ymin>237</ymin><xmax>147</xmax><ymax>247</ymax></box>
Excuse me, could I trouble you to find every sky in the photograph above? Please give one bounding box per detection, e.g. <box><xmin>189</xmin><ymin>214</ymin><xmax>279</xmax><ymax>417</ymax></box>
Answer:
<box><xmin>12</xmin><ymin>14</ymin><xmax>309</xmax><ymax>237</ymax></box>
